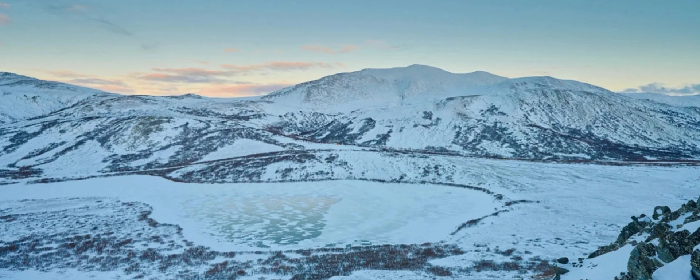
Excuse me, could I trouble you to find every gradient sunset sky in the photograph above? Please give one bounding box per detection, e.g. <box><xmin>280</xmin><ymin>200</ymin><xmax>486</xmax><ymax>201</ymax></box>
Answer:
<box><xmin>1</xmin><ymin>0</ymin><xmax>698</xmax><ymax>97</ymax></box>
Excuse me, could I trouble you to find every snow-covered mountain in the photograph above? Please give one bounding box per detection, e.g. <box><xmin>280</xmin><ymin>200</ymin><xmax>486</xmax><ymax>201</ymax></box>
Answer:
<box><xmin>0</xmin><ymin>72</ymin><xmax>115</xmax><ymax>123</ymax></box>
<box><xmin>621</xmin><ymin>91</ymin><xmax>700</xmax><ymax>108</ymax></box>
<box><xmin>1</xmin><ymin>66</ymin><xmax>700</xmax><ymax>184</ymax></box>
<box><xmin>263</xmin><ymin>64</ymin><xmax>508</xmax><ymax>110</ymax></box>
<box><xmin>263</xmin><ymin>66</ymin><xmax>700</xmax><ymax>160</ymax></box>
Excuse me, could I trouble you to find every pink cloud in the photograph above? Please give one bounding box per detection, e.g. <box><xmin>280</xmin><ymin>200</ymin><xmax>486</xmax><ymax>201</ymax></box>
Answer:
<box><xmin>138</xmin><ymin>74</ymin><xmax>235</xmax><ymax>84</ymax></box>
<box><xmin>0</xmin><ymin>14</ymin><xmax>10</xmax><ymax>25</ymax></box>
<box><xmin>152</xmin><ymin>67</ymin><xmax>231</xmax><ymax>76</ymax></box>
<box><xmin>135</xmin><ymin>68</ymin><xmax>243</xmax><ymax>83</ymax></box>
<box><xmin>0</xmin><ymin>3</ymin><xmax>9</xmax><ymax>9</ymax></box>
<box><xmin>220</xmin><ymin>61</ymin><xmax>336</xmax><ymax>72</ymax></box>
<box><xmin>224</xmin><ymin>48</ymin><xmax>240</xmax><ymax>53</ymax></box>
<box><xmin>301</xmin><ymin>44</ymin><xmax>358</xmax><ymax>54</ymax></box>
<box><xmin>38</xmin><ymin>71</ymin><xmax>134</xmax><ymax>93</ymax></box>
<box><xmin>200</xmin><ymin>83</ymin><xmax>292</xmax><ymax>97</ymax></box>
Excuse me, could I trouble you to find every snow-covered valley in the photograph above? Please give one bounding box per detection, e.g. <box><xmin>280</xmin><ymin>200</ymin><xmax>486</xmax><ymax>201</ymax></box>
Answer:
<box><xmin>1</xmin><ymin>163</ymin><xmax>699</xmax><ymax>279</ymax></box>
<box><xmin>1</xmin><ymin>65</ymin><xmax>700</xmax><ymax>279</ymax></box>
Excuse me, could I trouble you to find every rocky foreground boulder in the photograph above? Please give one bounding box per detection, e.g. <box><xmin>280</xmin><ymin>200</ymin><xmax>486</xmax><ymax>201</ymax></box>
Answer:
<box><xmin>692</xmin><ymin>250</ymin><xmax>700</xmax><ymax>279</ymax></box>
<box><xmin>583</xmin><ymin>197</ymin><xmax>700</xmax><ymax>280</ymax></box>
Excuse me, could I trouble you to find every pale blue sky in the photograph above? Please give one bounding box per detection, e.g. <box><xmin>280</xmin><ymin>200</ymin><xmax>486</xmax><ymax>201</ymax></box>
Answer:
<box><xmin>0</xmin><ymin>0</ymin><xmax>698</xmax><ymax>96</ymax></box>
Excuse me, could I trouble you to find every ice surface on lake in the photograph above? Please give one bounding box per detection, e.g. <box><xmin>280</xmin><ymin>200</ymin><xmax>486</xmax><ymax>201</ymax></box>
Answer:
<box><xmin>182</xmin><ymin>194</ymin><xmax>340</xmax><ymax>247</ymax></box>
<box><xmin>0</xmin><ymin>176</ymin><xmax>497</xmax><ymax>251</ymax></box>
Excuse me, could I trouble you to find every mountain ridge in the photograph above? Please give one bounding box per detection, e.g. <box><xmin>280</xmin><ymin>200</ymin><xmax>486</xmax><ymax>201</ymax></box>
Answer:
<box><xmin>1</xmin><ymin>66</ymin><xmax>700</xmax><ymax>185</ymax></box>
<box><xmin>261</xmin><ymin>65</ymin><xmax>511</xmax><ymax>109</ymax></box>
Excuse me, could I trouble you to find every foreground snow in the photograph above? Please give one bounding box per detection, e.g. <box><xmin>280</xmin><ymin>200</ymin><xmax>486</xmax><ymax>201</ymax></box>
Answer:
<box><xmin>652</xmin><ymin>255</ymin><xmax>694</xmax><ymax>280</ymax></box>
<box><xmin>1</xmin><ymin>161</ymin><xmax>699</xmax><ymax>279</ymax></box>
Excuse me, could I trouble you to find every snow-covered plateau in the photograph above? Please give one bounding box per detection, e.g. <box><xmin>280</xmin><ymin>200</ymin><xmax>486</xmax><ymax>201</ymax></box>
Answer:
<box><xmin>1</xmin><ymin>65</ymin><xmax>700</xmax><ymax>279</ymax></box>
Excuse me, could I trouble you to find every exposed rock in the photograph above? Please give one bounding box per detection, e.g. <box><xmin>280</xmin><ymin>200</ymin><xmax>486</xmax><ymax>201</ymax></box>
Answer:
<box><xmin>626</xmin><ymin>242</ymin><xmax>662</xmax><ymax>280</ymax></box>
<box><xmin>583</xmin><ymin>197</ymin><xmax>700</xmax><ymax>280</ymax></box>
<box><xmin>653</xmin><ymin>206</ymin><xmax>671</xmax><ymax>220</ymax></box>
<box><xmin>615</xmin><ymin>216</ymin><xmax>652</xmax><ymax>245</ymax></box>
<box><xmin>656</xmin><ymin>229</ymin><xmax>697</xmax><ymax>263</ymax></box>
<box><xmin>645</xmin><ymin>223</ymin><xmax>671</xmax><ymax>242</ymax></box>
<box><xmin>691</xmin><ymin>249</ymin><xmax>700</xmax><ymax>280</ymax></box>
<box><xmin>685</xmin><ymin>212</ymin><xmax>700</xmax><ymax>224</ymax></box>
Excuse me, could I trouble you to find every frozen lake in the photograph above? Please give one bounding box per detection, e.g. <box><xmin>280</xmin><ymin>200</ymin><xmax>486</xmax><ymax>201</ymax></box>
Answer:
<box><xmin>0</xmin><ymin>176</ymin><xmax>498</xmax><ymax>250</ymax></box>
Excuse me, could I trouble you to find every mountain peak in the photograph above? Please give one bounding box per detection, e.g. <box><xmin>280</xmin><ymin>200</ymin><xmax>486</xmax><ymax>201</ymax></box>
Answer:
<box><xmin>499</xmin><ymin>76</ymin><xmax>610</xmax><ymax>93</ymax></box>
<box><xmin>0</xmin><ymin>72</ymin><xmax>115</xmax><ymax>97</ymax></box>
<box><xmin>263</xmin><ymin>65</ymin><xmax>509</xmax><ymax>109</ymax></box>
<box><xmin>165</xmin><ymin>93</ymin><xmax>204</xmax><ymax>100</ymax></box>
<box><xmin>0</xmin><ymin>72</ymin><xmax>26</xmax><ymax>77</ymax></box>
<box><xmin>0</xmin><ymin>72</ymin><xmax>37</xmax><ymax>85</ymax></box>
<box><xmin>356</xmin><ymin>65</ymin><xmax>506</xmax><ymax>83</ymax></box>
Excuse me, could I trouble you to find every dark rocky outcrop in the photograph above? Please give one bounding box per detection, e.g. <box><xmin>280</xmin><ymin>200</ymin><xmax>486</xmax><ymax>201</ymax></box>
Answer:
<box><xmin>626</xmin><ymin>242</ymin><xmax>662</xmax><ymax>280</ymax></box>
<box><xmin>586</xmin><ymin>198</ymin><xmax>700</xmax><ymax>280</ymax></box>
<box><xmin>691</xmin><ymin>249</ymin><xmax>700</xmax><ymax>280</ymax></box>
<box><xmin>653</xmin><ymin>206</ymin><xmax>671</xmax><ymax>220</ymax></box>
<box><xmin>616</xmin><ymin>215</ymin><xmax>652</xmax><ymax>245</ymax></box>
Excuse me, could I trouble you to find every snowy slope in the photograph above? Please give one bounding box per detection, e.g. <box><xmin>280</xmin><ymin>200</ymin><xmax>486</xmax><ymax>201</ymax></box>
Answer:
<box><xmin>0</xmin><ymin>72</ymin><xmax>115</xmax><ymax>123</ymax></box>
<box><xmin>1</xmin><ymin>66</ymin><xmax>700</xmax><ymax>184</ymax></box>
<box><xmin>264</xmin><ymin>72</ymin><xmax>700</xmax><ymax>160</ymax></box>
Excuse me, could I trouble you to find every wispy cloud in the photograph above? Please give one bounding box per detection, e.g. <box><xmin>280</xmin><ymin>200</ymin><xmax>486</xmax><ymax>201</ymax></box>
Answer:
<box><xmin>138</xmin><ymin>73</ymin><xmax>233</xmax><ymax>84</ymax></box>
<box><xmin>140</xmin><ymin>43</ymin><xmax>159</xmax><ymax>52</ymax></box>
<box><xmin>135</xmin><ymin>67</ymin><xmax>241</xmax><ymax>84</ymax></box>
<box><xmin>68</xmin><ymin>78</ymin><xmax>128</xmax><ymax>87</ymax></box>
<box><xmin>41</xmin><ymin>70</ymin><xmax>89</xmax><ymax>78</ymax></box>
<box><xmin>199</xmin><ymin>83</ymin><xmax>292</xmax><ymax>97</ymax></box>
<box><xmin>220</xmin><ymin>61</ymin><xmax>336</xmax><ymax>72</ymax></box>
<box><xmin>46</xmin><ymin>4</ymin><xmax>132</xmax><ymax>36</ymax></box>
<box><xmin>0</xmin><ymin>14</ymin><xmax>10</xmax><ymax>25</ymax></box>
<box><xmin>224</xmin><ymin>48</ymin><xmax>240</xmax><ymax>53</ymax></box>
<box><xmin>301</xmin><ymin>45</ymin><xmax>358</xmax><ymax>54</ymax></box>
<box><xmin>85</xmin><ymin>16</ymin><xmax>132</xmax><ymax>36</ymax></box>
<box><xmin>623</xmin><ymin>83</ymin><xmax>700</xmax><ymax>96</ymax></box>
<box><xmin>0</xmin><ymin>2</ymin><xmax>9</xmax><ymax>9</ymax></box>
<box><xmin>36</xmin><ymin>70</ymin><xmax>134</xmax><ymax>93</ymax></box>
<box><xmin>135</xmin><ymin>64</ymin><xmax>327</xmax><ymax>87</ymax></box>
<box><xmin>152</xmin><ymin>68</ymin><xmax>232</xmax><ymax>76</ymax></box>
<box><xmin>65</xmin><ymin>4</ymin><xmax>90</xmax><ymax>12</ymax></box>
